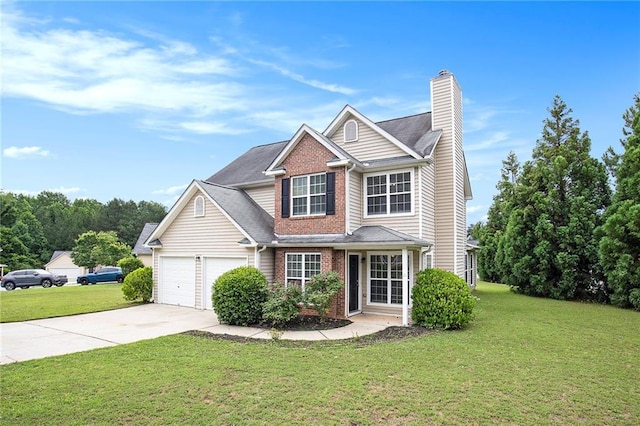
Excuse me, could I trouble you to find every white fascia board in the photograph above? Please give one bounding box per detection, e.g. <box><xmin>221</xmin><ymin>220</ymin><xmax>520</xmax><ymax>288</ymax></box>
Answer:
<box><xmin>323</xmin><ymin>105</ymin><xmax>422</xmax><ymax>160</ymax></box>
<box><xmin>145</xmin><ymin>179</ymin><xmax>200</xmax><ymax>244</ymax></box>
<box><xmin>264</xmin><ymin>124</ymin><xmax>348</xmax><ymax>173</ymax></box>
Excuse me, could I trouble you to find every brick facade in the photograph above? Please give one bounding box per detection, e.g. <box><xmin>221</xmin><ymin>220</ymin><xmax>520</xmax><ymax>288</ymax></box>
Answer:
<box><xmin>274</xmin><ymin>133</ymin><xmax>346</xmax><ymax>235</ymax></box>
<box><xmin>274</xmin><ymin>247</ymin><xmax>347</xmax><ymax>319</ymax></box>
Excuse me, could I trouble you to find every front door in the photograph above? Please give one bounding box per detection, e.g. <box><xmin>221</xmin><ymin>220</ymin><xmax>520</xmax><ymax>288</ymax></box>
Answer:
<box><xmin>348</xmin><ymin>254</ymin><xmax>360</xmax><ymax>313</ymax></box>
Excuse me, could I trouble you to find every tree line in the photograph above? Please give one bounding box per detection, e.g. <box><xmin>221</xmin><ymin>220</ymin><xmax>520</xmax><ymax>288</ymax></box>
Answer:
<box><xmin>0</xmin><ymin>191</ymin><xmax>167</xmax><ymax>270</ymax></box>
<box><xmin>471</xmin><ymin>94</ymin><xmax>640</xmax><ymax>310</ymax></box>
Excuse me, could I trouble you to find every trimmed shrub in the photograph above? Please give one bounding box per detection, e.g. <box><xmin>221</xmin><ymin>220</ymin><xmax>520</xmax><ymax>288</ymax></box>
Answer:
<box><xmin>117</xmin><ymin>256</ymin><xmax>145</xmax><ymax>277</ymax></box>
<box><xmin>212</xmin><ymin>266</ymin><xmax>268</xmax><ymax>326</ymax></box>
<box><xmin>304</xmin><ymin>271</ymin><xmax>344</xmax><ymax>318</ymax></box>
<box><xmin>262</xmin><ymin>282</ymin><xmax>303</xmax><ymax>326</ymax></box>
<box><xmin>122</xmin><ymin>266</ymin><xmax>153</xmax><ymax>302</ymax></box>
<box><xmin>411</xmin><ymin>268</ymin><xmax>475</xmax><ymax>329</ymax></box>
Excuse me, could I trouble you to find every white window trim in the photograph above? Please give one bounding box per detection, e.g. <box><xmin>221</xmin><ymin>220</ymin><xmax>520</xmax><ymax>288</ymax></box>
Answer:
<box><xmin>291</xmin><ymin>173</ymin><xmax>327</xmax><ymax>217</ymax></box>
<box><xmin>344</xmin><ymin>119</ymin><xmax>359</xmax><ymax>142</ymax></box>
<box><xmin>285</xmin><ymin>252</ymin><xmax>322</xmax><ymax>292</ymax></box>
<box><xmin>366</xmin><ymin>251</ymin><xmax>413</xmax><ymax>306</ymax></box>
<box><xmin>194</xmin><ymin>195</ymin><xmax>205</xmax><ymax>217</ymax></box>
<box><xmin>363</xmin><ymin>169</ymin><xmax>414</xmax><ymax>218</ymax></box>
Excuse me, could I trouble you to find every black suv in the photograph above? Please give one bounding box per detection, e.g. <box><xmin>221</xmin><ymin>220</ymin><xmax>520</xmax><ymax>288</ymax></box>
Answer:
<box><xmin>1</xmin><ymin>269</ymin><xmax>68</xmax><ymax>291</ymax></box>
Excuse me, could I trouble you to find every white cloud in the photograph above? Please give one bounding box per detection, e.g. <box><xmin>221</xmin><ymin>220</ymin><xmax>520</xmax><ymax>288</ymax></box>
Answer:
<box><xmin>1</xmin><ymin>10</ymin><xmax>244</xmax><ymax>116</ymax></box>
<box><xmin>247</xmin><ymin>59</ymin><xmax>356</xmax><ymax>96</ymax></box>
<box><xmin>152</xmin><ymin>184</ymin><xmax>188</xmax><ymax>195</ymax></box>
<box><xmin>467</xmin><ymin>204</ymin><xmax>488</xmax><ymax>214</ymax></box>
<box><xmin>3</xmin><ymin>146</ymin><xmax>50</xmax><ymax>158</ymax></box>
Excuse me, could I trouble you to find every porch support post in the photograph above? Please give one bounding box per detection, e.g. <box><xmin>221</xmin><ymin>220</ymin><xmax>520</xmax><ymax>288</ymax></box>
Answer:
<box><xmin>402</xmin><ymin>248</ymin><xmax>409</xmax><ymax>326</ymax></box>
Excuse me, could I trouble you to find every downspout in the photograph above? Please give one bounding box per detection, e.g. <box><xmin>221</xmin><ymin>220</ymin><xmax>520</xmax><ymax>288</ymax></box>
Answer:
<box><xmin>345</xmin><ymin>163</ymin><xmax>357</xmax><ymax>235</ymax></box>
<box><xmin>255</xmin><ymin>245</ymin><xmax>267</xmax><ymax>269</ymax></box>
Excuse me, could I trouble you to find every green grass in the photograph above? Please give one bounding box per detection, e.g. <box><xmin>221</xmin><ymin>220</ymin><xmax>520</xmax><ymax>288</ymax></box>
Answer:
<box><xmin>0</xmin><ymin>284</ymin><xmax>138</xmax><ymax>322</ymax></box>
<box><xmin>1</xmin><ymin>282</ymin><xmax>639</xmax><ymax>425</ymax></box>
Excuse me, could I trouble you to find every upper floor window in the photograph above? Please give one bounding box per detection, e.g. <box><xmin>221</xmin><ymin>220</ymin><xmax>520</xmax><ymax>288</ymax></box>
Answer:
<box><xmin>365</xmin><ymin>170</ymin><xmax>412</xmax><ymax>216</ymax></box>
<box><xmin>292</xmin><ymin>173</ymin><xmax>326</xmax><ymax>216</ymax></box>
<box><xmin>344</xmin><ymin>120</ymin><xmax>358</xmax><ymax>142</ymax></box>
<box><xmin>194</xmin><ymin>195</ymin><xmax>205</xmax><ymax>217</ymax></box>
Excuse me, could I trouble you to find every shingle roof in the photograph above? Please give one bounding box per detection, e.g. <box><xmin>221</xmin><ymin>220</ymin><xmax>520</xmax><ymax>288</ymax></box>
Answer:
<box><xmin>206</xmin><ymin>111</ymin><xmax>438</xmax><ymax>187</ymax></box>
<box><xmin>376</xmin><ymin>112</ymin><xmax>438</xmax><ymax>157</ymax></box>
<box><xmin>133</xmin><ymin>223</ymin><xmax>159</xmax><ymax>255</ymax></box>
<box><xmin>274</xmin><ymin>226</ymin><xmax>431</xmax><ymax>248</ymax></box>
<box><xmin>206</xmin><ymin>141</ymin><xmax>287</xmax><ymax>186</ymax></box>
<box><xmin>48</xmin><ymin>250</ymin><xmax>71</xmax><ymax>263</ymax></box>
<box><xmin>197</xmin><ymin>180</ymin><xmax>274</xmax><ymax>244</ymax></box>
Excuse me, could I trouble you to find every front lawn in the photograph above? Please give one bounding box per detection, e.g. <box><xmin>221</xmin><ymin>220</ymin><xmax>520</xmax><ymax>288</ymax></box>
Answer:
<box><xmin>1</xmin><ymin>282</ymin><xmax>638</xmax><ymax>424</ymax></box>
<box><xmin>0</xmin><ymin>284</ymin><xmax>138</xmax><ymax>322</ymax></box>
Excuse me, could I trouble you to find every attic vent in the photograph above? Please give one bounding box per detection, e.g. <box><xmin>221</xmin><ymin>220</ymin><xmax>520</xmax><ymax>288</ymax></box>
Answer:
<box><xmin>194</xmin><ymin>195</ymin><xmax>205</xmax><ymax>217</ymax></box>
<box><xmin>344</xmin><ymin>120</ymin><xmax>358</xmax><ymax>142</ymax></box>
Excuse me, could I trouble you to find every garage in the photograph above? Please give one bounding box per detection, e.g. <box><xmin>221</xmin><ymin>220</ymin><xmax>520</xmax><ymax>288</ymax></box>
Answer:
<box><xmin>47</xmin><ymin>267</ymin><xmax>81</xmax><ymax>283</ymax></box>
<box><xmin>159</xmin><ymin>257</ymin><xmax>196</xmax><ymax>308</ymax></box>
<box><xmin>203</xmin><ymin>257</ymin><xmax>248</xmax><ymax>310</ymax></box>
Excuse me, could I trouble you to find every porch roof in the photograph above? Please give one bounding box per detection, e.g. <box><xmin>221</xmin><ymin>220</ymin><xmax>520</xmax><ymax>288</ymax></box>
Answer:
<box><xmin>270</xmin><ymin>225</ymin><xmax>432</xmax><ymax>249</ymax></box>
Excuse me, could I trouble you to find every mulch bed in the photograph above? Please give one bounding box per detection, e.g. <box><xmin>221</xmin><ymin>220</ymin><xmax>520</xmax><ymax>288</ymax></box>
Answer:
<box><xmin>182</xmin><ymin>315</ymin><xmax>435</xmax><ymax>345</ymax></box>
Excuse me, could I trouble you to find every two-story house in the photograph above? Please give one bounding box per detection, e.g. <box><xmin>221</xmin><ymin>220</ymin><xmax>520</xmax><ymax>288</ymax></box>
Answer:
<box><xmin>145</xmin><ymin>70</ymin><xmax>474</xmax><ymax>326</ymax></box>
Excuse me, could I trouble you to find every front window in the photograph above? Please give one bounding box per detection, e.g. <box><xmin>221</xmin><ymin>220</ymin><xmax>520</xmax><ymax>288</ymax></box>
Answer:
<box><xmin>369</xmin><ymin>253</ymin><xmax>405</xmax><ymax>305</ymax></box>
<box><xmin>292</xmin><ymin>173</ymin><xmax>326</xmax><ymax>216</ymax></box>
<box><xmin>286</xmin><ymin>253</ymin><xmax>322</xmax><ymax>291</ymax></box>
<box><xmin>366</xmin><ymin>171</ymin><xmax>412</xmax><ymax>216</ymax></box>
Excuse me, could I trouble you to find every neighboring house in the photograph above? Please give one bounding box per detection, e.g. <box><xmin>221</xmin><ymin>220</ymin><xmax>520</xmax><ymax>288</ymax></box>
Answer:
<box><xmin>132</xmin><ymin>223</ymin><xmax>159</xmax><ymax>267</ymax></box>
<box><xmin>45</xmin><ymin>251</ymin><xmax>87</xmax><ymax>282</ymax></box>
<box><xmin>146</xmin><ymin>70</ymin><xmax>475</xmax><ymax>325</ymax></box>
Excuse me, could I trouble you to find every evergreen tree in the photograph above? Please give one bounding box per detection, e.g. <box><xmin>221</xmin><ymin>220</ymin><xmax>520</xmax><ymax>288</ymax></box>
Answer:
<box><xmin>599</xmin><ymin>94</ymin><xmax>640</xmax><ymax>309</ymax></box>
<box><xmin>502</xmin><ymin>96</ymin><xmax>610</xmax><ymax>300</ymax></box>
<box><xmin>477</xmin><ymin>151</ymin><xmax>520</xmax><ymax>282</ymax></box>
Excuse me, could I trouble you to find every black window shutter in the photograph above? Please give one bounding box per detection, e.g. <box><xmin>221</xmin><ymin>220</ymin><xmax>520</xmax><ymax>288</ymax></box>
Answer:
<box><xmin>281</xmin><ymin>178</ymin><xmax>290</xmax><ymax>218</ymax></box>
<box><xmin>326</xmin><ymin>172</ymin><xmax>335</xmax><ymax>215</ymax></box>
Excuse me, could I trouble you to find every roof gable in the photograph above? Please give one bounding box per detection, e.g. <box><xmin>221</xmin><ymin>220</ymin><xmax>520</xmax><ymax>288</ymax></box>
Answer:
<box><xmin>146</xmin><ymin>180</ymin><xmax>274</xmax><ymax>247</ymax></box>
<box><xmin>323</xmin><ymin>105</ymin><xmax>422</xmax><ymax>160</ymax></box>
<box><xmin>265</xmin><ymin>124</ymin><xmax>360</xmax><ymax>175</ymax></box>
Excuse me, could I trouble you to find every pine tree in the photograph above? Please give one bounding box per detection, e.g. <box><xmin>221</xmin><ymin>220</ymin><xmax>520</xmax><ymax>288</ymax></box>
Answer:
<box><xmin>599</xmin><ymin>94</ymin><xmax>640</xmax><ymax>309</ymax></box>
<box><xmin>502</xmin><ymin>96</ymin><xmax>610</xmax><ymax>300</ymax></box>
<box><xmin>478</xmin><ymin>151</ymin><xmax>520</xmax><ymax>282</ymax></box>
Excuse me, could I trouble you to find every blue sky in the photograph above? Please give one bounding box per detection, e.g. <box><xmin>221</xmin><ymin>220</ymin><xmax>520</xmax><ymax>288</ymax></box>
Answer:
<box><xmin>2</xmin><ymin>1</ymin><xmax>639</xmax><ymax>225</ymax></box>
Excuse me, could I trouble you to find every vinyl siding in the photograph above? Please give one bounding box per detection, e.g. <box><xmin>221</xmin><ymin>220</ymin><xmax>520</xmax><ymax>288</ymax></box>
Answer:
<box><xmin>348</xmin><ymin>171</ymin><xmax>362</xmax><ymax>233</ymax></box>
<box><xmin>259</xmin><ymin>247</ymin><xmax>276</xmax><ymax>284</ymax></box>
<box><xmin>432</xmin><ymin>75</ymin><xmax>456</xmax><ymax>273</ymax></box>
<box><xmin>453</xmin><ymin>85</ymin><xmax>466</xmax><ymax>277</ymax></box>
<box><xmin>361</xmin><ymin>167</ymin><xmax>420</xmax><ymax>236</ymax></box>
<box><xmin>332</xmin><ymin>117</ymin><xmax>408</xmax><ymax>161</ymax></box>
<box><xmin>245</xmin><ymin>185</ymin><xmax>275</xmax><ymax>217</ymax></box>
<box><xmin>421</xmin><ymin>164</ymin><xmax>436</xmax><ymax>243</ymax></box>
<box><xmin>151</xmin><ymin>192</ymin><xmax>255</xmax><ymax>305</ymax></box>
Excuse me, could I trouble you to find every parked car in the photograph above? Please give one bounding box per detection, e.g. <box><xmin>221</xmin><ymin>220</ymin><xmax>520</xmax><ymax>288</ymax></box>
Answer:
<box><xmin>77</xmin><ymin>267</ymin><xmax>124</xmax><ymax>285</ymax></box>
<box><xmin>1</xmin><ymin>269</ymin><xmax>68</xmax><ymax>291</ymax></box>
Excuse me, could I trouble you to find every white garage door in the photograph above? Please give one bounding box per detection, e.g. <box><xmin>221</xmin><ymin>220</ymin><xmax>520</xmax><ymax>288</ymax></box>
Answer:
<box><xmin>203</xmin><ymin>257</ymin><xmax>248</xmax><ymax>310</ymax></box>
<box><xmin>48</xmin><ymin>268</ymin><xmax>80</xmax><ymax>282</ymax></box>
<box><xmin>160</xmin><ymin>257</ymin><xmax>196</xmax><ymax>308</ymax></box>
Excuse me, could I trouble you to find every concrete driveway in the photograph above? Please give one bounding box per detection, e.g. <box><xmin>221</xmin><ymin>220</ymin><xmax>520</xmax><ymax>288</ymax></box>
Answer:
<box><xmin>0</xmin><ymin>304</ymin><xmax>219</xmax><ymax>364</ymax></box>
